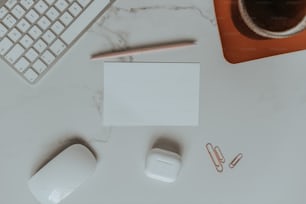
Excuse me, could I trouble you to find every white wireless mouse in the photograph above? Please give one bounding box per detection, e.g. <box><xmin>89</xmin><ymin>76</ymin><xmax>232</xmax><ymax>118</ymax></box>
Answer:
<box><xmin>28</xmin><ymin>144</ymin><xmax>97</xmax><ymax>204</ymax></box>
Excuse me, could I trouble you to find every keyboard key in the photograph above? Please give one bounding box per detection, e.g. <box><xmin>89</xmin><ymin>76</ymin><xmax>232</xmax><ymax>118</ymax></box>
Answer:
<box><xmin>20</xmin><ymin>0</ymin><xmax>34</xmax><ymax>10</ymax></box>
<box><xmin>0</xmin><ymin>23</ymin><xmax>8</xmax><ymax>38</ymax></box>
<box><xmin>42</xmin><ymin>30</ymin><xmax>56</xmax><ymax>44</ymax></box>
<box><xmin>24</xmin><ymin>68</ymin><xmax>38</xmax><ymax>82</ymax></box>
<box><xmin>68</xmin><ymin>2</ymin><xmax>82</xmax><ymax>17</ymax></box>
<box><xmin>29</xmin><ymin>25</ymin><xmax>42</xmax><ymax>39</ymax></box>
<box><xmin>20</xmin><ymin>34</ymin><xmax>33</xmax><ymax>48</ymax></box>
<box><xmin>46</xmin><ymin>7</ymin><xmax>59</xmax><ymax>21</ymax></box>
<box><xmin>51</xmin><ymin>21</ymin><xmax>64</xmax><ymax>35</ymax></box>
<box><xmin>55</xmin><ymin>0</ymin><xmax>68</xmax><ymax>12</ymax></box>
<box><xmin>25</xmin><ymin>9</ymin><xmax>39</xmax><ymax>23</ymax></box>
<box><xmin>0</xmin><ymin>7</ymin><xmax>8</xmax><ymax>19</ymax></box>
<box><xmin>25</xmin><ymin>48</ymin><xmax>39</xmax><ymax>62</ymax></box>
<box><xmin>11</xmin><ymin>5</ymin><xmax>26</xmax><ymax>19</ymax></box>
<box><xmin>32</xmin><ymin>59</ymin><xmax>47</xmax><ymax>73</ymax></box>
<box><xmin>3</xmin><ymin>14</ymin><xmax>17</xmax><ymax>28</ymax></box>
<box><xmin>15</xmin><ymin>57</ymin><xmax>30</xmax><ymax>72</ymax></box>
<box><xmin>77</xmin><ymin>0</ymin><xmax>91</xmax><ymax>8</ymax></box>
<box><xmin>34</xmin><ymin>39</ymin><xmax>47</xmax><ymax>53</ymax></box>
<box><xmin>0</xmin><ymin>37</ymin><xmax>13</xmax><ymax>55</ymax></box>
<box><xmin>17</xmin><ymin>18</ymin><xmax>31</xmax><ymax>33</ymax></box>
<box><xmin>5</xmin><ymin>44</ymin><xmax>24</xmax><ymax>63</ymax></box>
<box><xmin>8</xmin><ymin>28</ymin><xmax>22</xmax><ymax>42</ymax></box>
<box><xmin>41</xmin><ymin>50</ymin><xmax>55</xmax><ymax>65</ymax></box>
<box><xmin>50</xmin><ymin>39</ymin><xmax>66</xmax><ymax>55</ymax></box>
<box><xmin>5</xmin><ymin>0</ymin><xmax>17</xmax><ymax>9</ymax></box>
<box><xmin>34</xmin><ymin>0</ymin><xmax>48</xmax><ymax>14</ymax></box>
<box><xmin>60</xmin><ymin>12</ymin><xmax>73</xmax><ymax>26</ymax></box>
<box><xmin>37</xmin><ymin>16</ymin><xmax>51</xmax><ymax>30</ymax></box>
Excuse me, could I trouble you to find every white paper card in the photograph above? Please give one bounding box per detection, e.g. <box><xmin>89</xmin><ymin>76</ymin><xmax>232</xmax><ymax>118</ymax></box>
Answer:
<box><xmin>103</xmin><ymin>62</ymin><xmax>200</xmax><ymax>126</ymax></box>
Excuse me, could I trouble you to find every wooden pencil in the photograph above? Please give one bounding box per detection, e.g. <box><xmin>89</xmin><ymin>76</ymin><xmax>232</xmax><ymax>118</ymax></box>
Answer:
<box><xmin>90</xmin><ymin>40</ymin><xmax>196</xmax><ymax>60</ymax></box>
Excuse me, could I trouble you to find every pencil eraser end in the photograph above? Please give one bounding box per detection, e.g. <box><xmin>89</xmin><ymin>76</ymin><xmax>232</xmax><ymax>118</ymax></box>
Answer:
<box><xmin>145</xmin><ymin>148</ymin><xmax>181</xmax><ymax>183</ymax></box>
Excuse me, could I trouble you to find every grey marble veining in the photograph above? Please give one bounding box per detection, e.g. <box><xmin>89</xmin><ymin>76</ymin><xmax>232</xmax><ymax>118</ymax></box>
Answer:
<box><xmin>98</xmin><ymin>4</ymin><xmax>217</xmax><ymax>25</ymax></box>
<box><xmin>88</xmin><ymin>1</ymin><xmax>216</xmax><ymax>55</ymax></box>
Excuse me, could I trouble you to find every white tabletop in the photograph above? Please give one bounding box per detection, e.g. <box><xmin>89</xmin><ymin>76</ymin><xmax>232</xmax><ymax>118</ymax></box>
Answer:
<box><xmin>1</xmin><ymin>0</ymin><xmax>306</xmax><ymax>203</ymax></box>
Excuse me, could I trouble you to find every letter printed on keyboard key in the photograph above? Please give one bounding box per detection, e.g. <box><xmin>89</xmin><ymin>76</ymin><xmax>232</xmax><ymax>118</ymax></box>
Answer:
<box><xmin>69</xmin><ymin>2</ymin><xmax>82</xmax><ymax>17</ymax></box>
<box><xmin>41</xmin><ymin>50</ymin><xmax>55</xmax><ymax>65</ymax></box>
<box><xmin>42</xmin><ymin>30</ymin><xmax>56</xmax><ymax>44</ymax></box>
<box><xmin>25</xmin><ymin>48</ymin><xmax>39</xmax><ymax>62</ymax></box>
<box><xmin>34</xmin><ymin>0</ymin><xmax>48</xmax><ymax>14</ymax></box>
<box><xmin>46</xmin><ymin>7</ymin><xmax>59</xmax><ymax>21</ymax></box>
<box><xmin>32</xmin><ymin>59</ymin><xmax>47</xmax><ymax>73</ymax></box>
<box><xmin>20</xmin><ymin>34</ymin><xmax>34</xmax><ymax>48</ymax></box>
<box><xmin>17</xmin><ymin>19</ymin><xmax>31</xmax><ymax>33</ymax></box>
<box><xmin>26</xmin><ymin>9</ymin><xmax>39</xmax><ymax>23</ymax></box>
<box><xmin>37</xmin><ymin>16</ymin><xmax>51</xmax><ymax>30</ymax></box>
<box><xmin>29</xmin><ymin>25</ymin><xmax>42</xmax><ymax>39</ymax></box>
<box><xmin>34</xmin><ymin>39</ymin><xmax>47</xmax><ymax>53</ymax></box>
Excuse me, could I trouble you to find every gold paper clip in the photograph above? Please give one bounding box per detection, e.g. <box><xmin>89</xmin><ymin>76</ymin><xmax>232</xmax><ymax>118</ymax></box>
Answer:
<box><xmin>214</xmin><ymin>146</ymin><xmax>225</xmax><ymax>163</ymax></box>
<box><xmin>205</xmin><ymin>143</ymin><xmax>223</xmax><ymax>173</ymax></box>
<box><xmin>229</xmin><ymin>153</ymin><xmax>243</xmax><ymax>169</ymax></box>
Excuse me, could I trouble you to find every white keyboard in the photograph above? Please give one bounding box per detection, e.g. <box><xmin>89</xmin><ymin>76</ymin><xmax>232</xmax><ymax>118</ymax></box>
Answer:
<box><xmin>0</xmin><ymin>0</ymin><xmax>110</xmax><ymax>84</ymax></box>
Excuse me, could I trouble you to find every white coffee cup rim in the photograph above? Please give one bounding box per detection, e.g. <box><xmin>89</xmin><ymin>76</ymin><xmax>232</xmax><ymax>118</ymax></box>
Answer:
<box><xmin>238</xmin><ymin>0</ymin><xmax>306</xmax><ymax>39</ymax></box>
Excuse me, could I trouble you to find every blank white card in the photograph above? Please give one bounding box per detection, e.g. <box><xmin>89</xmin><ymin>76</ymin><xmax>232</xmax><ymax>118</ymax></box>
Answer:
<box><xmin>103</xmin><ymin>62</ymin><xmax>200</xmax><ymax>126</ymax></box>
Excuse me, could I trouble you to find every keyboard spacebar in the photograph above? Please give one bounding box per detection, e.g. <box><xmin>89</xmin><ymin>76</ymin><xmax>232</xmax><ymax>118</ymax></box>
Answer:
<box><xmin>61</xmin><ymin>1</ymin><xmax>109</xmax><ymax>44</ymax></box>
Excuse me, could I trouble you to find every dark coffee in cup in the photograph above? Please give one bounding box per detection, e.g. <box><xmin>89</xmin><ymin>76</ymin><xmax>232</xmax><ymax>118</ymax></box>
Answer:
<box><xmin>238</xmin><ymin>0</ymin><xmax>306</xmax><ymax>38</ymax></box>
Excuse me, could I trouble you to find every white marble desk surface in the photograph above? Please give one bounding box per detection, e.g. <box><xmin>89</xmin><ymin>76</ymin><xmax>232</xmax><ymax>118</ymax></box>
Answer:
<box><xmin>1</xmin><ymin>0</ymin><xmax>306</xmax><ymax>204</ymax></box>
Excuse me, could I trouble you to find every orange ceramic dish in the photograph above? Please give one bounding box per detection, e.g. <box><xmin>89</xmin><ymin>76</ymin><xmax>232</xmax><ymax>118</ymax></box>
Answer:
<box><xmin>214</xmin><ymin>0</ymin><xmax>306</xmax><ymax>63</ymax></box>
